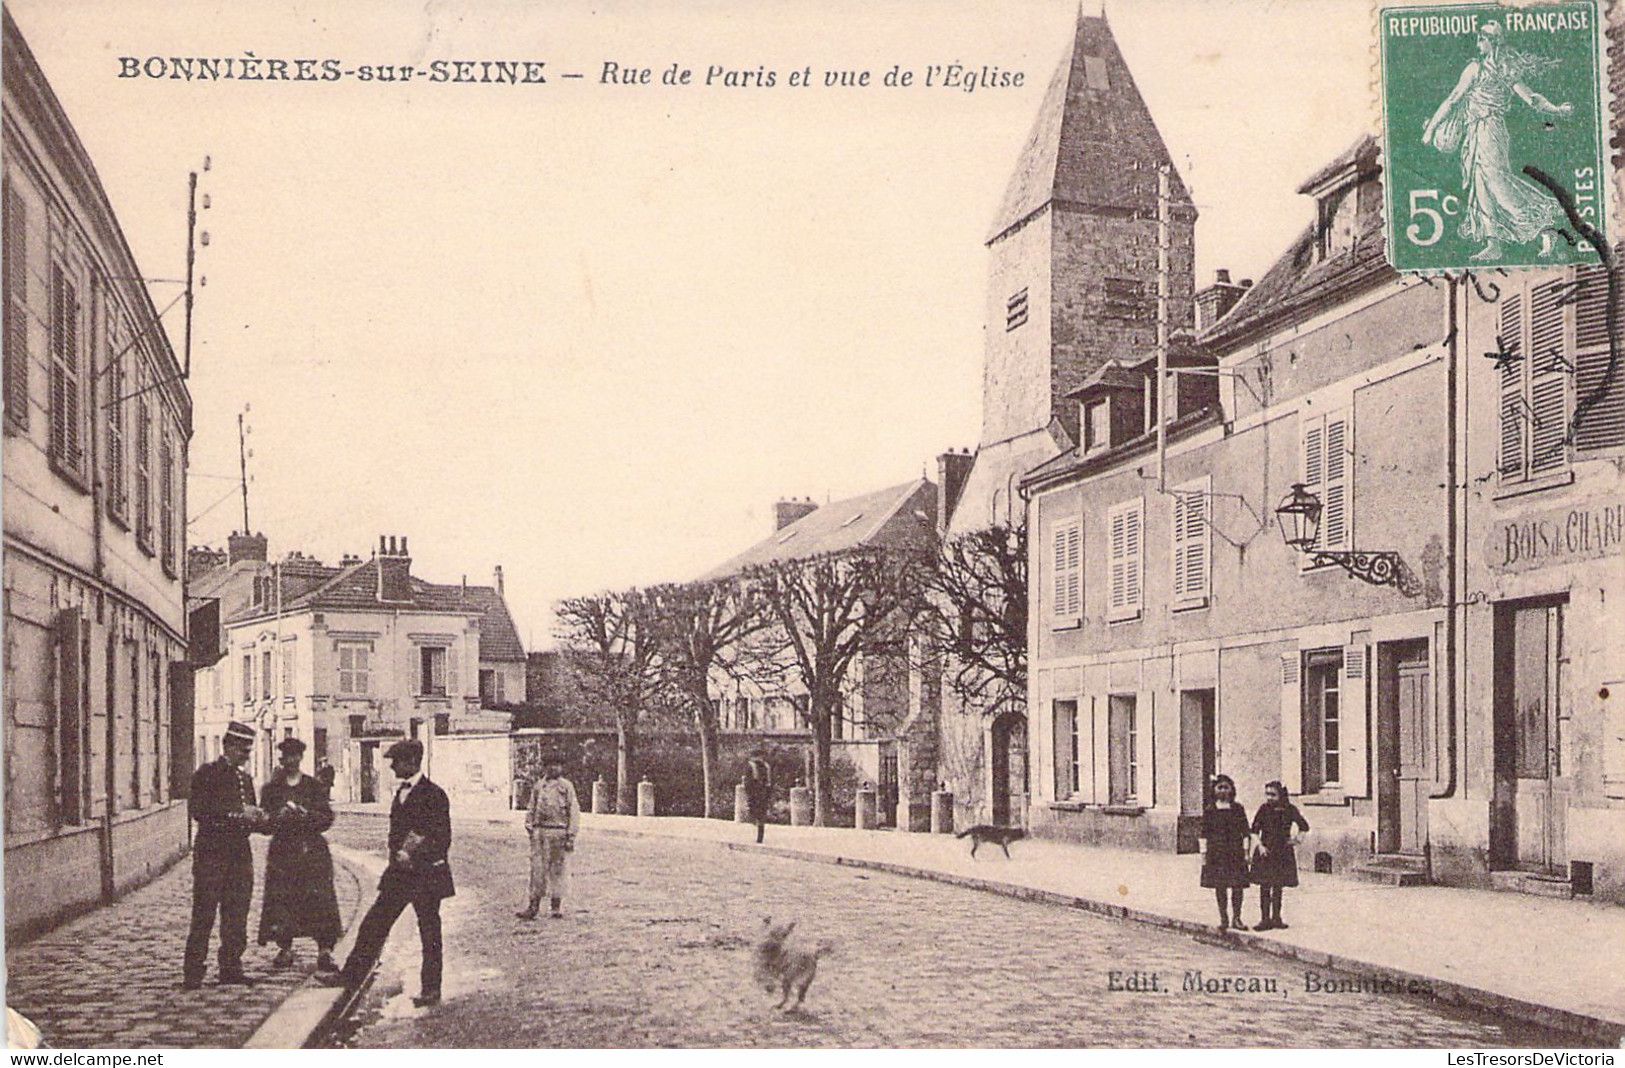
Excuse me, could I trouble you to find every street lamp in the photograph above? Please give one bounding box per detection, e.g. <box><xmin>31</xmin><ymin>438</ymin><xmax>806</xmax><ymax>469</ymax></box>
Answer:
<box><xmin>1274</xmin><ymin>483</ymin><xmax>1406</xmax><ymax>589</ymax></box>
<box><xmin>1274</xmin><ymin>483</ymin><xmax>1322</xmax><ymax>551</ymax></box>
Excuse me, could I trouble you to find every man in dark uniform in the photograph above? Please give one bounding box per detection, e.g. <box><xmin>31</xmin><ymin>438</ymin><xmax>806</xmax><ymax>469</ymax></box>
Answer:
<box><xmin>183</xmin><ymin>720</ymin><xmax>266</xmax><ymax>989</ymax></box>
<box><xmin>320</xmin><ymin>738</ymin><xmax>453</xmax><ymax>1007</ymax></box>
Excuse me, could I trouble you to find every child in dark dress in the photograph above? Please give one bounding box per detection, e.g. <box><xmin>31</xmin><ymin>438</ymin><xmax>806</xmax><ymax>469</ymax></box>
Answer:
<box><xmin>1199</xmin><ymin>774</ymin><xmax>1252</xmax><ymax>931</ymax></box>
<box><xmin>1250</xmin><ymin>780</ymin><xmax>1309</xmax><ymax>930</ymax></box>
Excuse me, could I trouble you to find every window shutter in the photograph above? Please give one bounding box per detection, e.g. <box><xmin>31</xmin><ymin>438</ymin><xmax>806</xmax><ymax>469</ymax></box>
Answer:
<box><xmin>1123</xmin><ymin>503</ymin><xmax>1142</xmax><ymax>611</ymax></box>
<box><xmin>3</xmin><ymin>181</ymin><xmax>28</xmax><ymax>429</ymax></box>
<box><xmin>1498</xmin><ymin>292</ymin><xmax>1527</xmax><ymax>479</ymax></box>
<box><xmin>1172</xmin><ymin>482</ymin><xmax>1210</xmax><ymax>604</ymax></box>
<box><xmin>1108</xmin><ymin>509</ymin><xmax>1127</xmax><ymax>612</ymax></box>
<box><xmin>1341</xmin><ymin>644</ymin><xmax>1369</xmax><ymax>798</ymax></box>
<box><xmin>106</xmin><ymin>339</ymin><xmax>124</xmax><ymax>516</ymax></box>
<box><xmin>49</xmin><ymin>265</ymin><xmax>82</xmax><ymax>469</ymax></box>
<box><xmin>1171</xmin><ymin>494</ymin><xmax>1188</xmax><ymax>597</ymax></box>
<box><xmin>1528</xmin><ymin>279</ymin><xmax>1570</xmax><ymax>476</ymax></box>
<box><xmin>1051</xmin><ymin>520</ymin><xmax>1081</xmax><ymax>623</ymax></box>
<box><xmin>55</xmin><ymin>608</ymin><xmax>85</xmax><ymax>824</ymax></box>
<box><xmin>1134</xmin><ymin>692</ymin><xmax>1155</xmax><ymax>807</ymax></box>
<box><xmin>1573</xmin><ymin>264</ymin><xmax>1623</xmax><ymax>451</ymax></box>
<box><xmin>447</xmin><ymin>644</ymin><xmax>460</xmax><ymax>696</ymax></box>
<box><xmin>1280</xmin><ymin>652</ymin><xmax>1303</xmax><ymax>794</ymax></box>
<box><xmin>1090</xmin><ymin>695</ymin><xmax>1109</xmax><ymax>805</ymax></box>
<box><xmin>1052</xmin><ymin>700</ymin><xmax>1071</xmax><ymax>799</ymax></box>
<box><xmin>1322</xmin><ymin>412</ymin><xmax>1350</xmax><ymax>550</ymax></box>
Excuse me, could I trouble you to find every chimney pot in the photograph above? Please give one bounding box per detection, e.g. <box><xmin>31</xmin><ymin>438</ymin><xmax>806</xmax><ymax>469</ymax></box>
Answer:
<box><xmin>1214</xmin><ymin>268</ymin><xmax>1231</xmax><ymax>285</ymax></box>
<box><xmin>401</xmin><ymin>536</ymin><xmax>409</xmax><ymax>556</ymax></box>
<box><xmin>379</xmin><ymin>535</ymin><xmax>387</xmax><ymax>555</ymax></box>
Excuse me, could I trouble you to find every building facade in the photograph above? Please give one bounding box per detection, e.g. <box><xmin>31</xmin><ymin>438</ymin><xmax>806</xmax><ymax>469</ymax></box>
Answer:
<box><xmin>2</xmin><ymin>10</ymin><xmax>194</xmax><ymax>938</ymax></box>
<box><xmin>192</xmin><ymin>536</ymin><xmax>525</xmax><ymax>801</ymax></box>
<box><xmin>1024</xmin><ymin>133</ymin><xmax>1625</xmax><ymax>903</ymax></box>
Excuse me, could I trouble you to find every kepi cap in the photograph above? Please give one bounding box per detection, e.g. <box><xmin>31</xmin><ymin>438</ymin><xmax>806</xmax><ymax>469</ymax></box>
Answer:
<box><xmin>223</xmin><ymin>721</ymin><xmax>256</xmax><ymax>745</ymax></box>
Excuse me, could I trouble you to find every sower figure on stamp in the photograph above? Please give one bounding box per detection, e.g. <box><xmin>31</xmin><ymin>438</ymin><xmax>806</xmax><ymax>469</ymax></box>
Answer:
<box><xmin>744</xmin><ymin>750</ymin><xmax>773</xmax><ymax>844</ymax></box>
<box><xmin>320</xmin><ymin>739</ymin><xmax>453</xmax><ymax>1008</ymax></box>
<box><xmin>1250</xmin><ymin>780</ymin><xmax>1309</xmax><ymax>931</ymax></box>
<box><xmin>258</xmin><ymin>736</ymin><xmax>343</xmax><ymax>972</ymax></box>
<box><xmin>1198</xmin><ymin>773</ymin><xmax>1252</xmax><ymax>932</ymax></box>
<box><xmin>183</xmin><ymin>720</ymin><xmax>268</xmax><ymax>989</ymax></box>
<box><xmin>518</xmin><ymin>751</ymin><xmax>579</xmax><ymax>920</ymax></box>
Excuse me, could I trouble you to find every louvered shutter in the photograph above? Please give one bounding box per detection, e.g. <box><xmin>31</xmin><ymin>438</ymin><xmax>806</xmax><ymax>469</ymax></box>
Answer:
<box><xmin>1528</xmin><ymin>279</ymin><xmax>1569</xmax><ymax>476</ymax></box>
<box><xmin>1498</xmin><ymin>292</ymin><xmax>1527</xmax><ymax>479</ymax></box>
<box><xmin>1123</xmin><ymin>503</ymin><xmax>1142</xmax><ymax>611</ymax></box>
<box><xmin>1172</xmin><ymin>482</ymin><xmax>1210</xmax><ymax>604</ymax></box>
<box><xmin>1280</xmin><ymin>651</ymin><xmax>1303</xmax><ymax>794</ymax></box>
<box><xmin>1302</xmin><ymin>415</ymin><xmax>1326</xmax><ymax>552</ymax></box>
<box><xmin>1051</xmin><ymin>698</ymin><xmax>1071</xmax><ymax>799</ymax></box>
<box><xmin>1573</xmin><ymin>263</ymin><xmax>1622</xmax><ymax>451</ymax></box>
<box><xmin>1108</xmin><ymin>509</ymin><xmax>1128</xmax><ymax>613</ymax></box>
<box><xmin>3</xmin><ymin>181</ymin><xmax>28</xmax><ymax>429</ymax></box>
<box><xmin>1342</xmin><ymin>643</ymin><xmax>1369</xmax><ymax>798</ymax></box>
<box><xmin>49</xmin><ymin>265</ymin><xmax>82</xmax><ymax>469</ymax></box>
<box><xmin>1322</xmin><ymin>412</ymin><xmax>1351</xmax><ymax>550</ymax></box>
<box><xmin>447</xmin><ymin>643</ymin><xmax>460</xmax><ymax>696</ymax></box>
<box><xmin>106</xmin><ymin>325</ymin><xmax>125</xmax><ymax>516</ymax></box>
<box><xmin>1051</xmin><ymin>520</ymin><xmax>1081</xmax><ymax>624</ymax></box>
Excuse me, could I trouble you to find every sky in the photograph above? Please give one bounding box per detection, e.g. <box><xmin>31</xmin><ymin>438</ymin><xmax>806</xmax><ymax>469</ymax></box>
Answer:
<box><xmin>6</xmin><ymin>0</ymin><xmax>1374</xmax><ymax>647</ymax></box>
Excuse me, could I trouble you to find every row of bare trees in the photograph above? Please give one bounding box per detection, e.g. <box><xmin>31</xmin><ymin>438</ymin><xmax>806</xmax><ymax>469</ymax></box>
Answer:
<box><xmin>551</xmin><ymin>526</ymin><xmax>1028</xmax><ymax>826</ymax></box>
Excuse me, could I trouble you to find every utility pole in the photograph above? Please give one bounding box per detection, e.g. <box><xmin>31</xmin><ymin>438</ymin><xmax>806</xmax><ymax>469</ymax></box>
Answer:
<box><xmin>183</xmin><ymin>156</ymin><xmax>208</xmax><ymax>378</ymax></box>
<box><xmin>237</xmin><ymin>409</ymin><xmax>251</xmax><ymax>533</ymax></box>
<box><xmin>1156</xmin><ymin>163</ymin><xmax>1171</xmax><ymax>491</ymax></box>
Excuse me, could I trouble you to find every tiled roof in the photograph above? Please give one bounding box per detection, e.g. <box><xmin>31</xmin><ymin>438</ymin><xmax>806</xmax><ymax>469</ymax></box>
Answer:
<box><xmin>227</xmin><ymin>559</ymin><xmax>526</xmax><ymax>661</ymax></box>
<box><xmin>1200</xmin><ymin>137</ymin><xmax>1395</xmax><ymax>352</ymax></box>
<box><xmin>701</xmin><ymin>479</ymin><xmax>937</xmax><ymax>580</ymax></box>
<box><xmin>989</xmin><ymin>11</ymin><xmax>1189</xmax><ymax>243</ymax></box>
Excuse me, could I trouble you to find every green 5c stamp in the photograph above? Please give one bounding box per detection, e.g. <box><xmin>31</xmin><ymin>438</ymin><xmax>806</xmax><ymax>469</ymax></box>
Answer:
<box><xmin>1380</xmin><ymin>2</ymin><xmax>1608</xmax><ymax>272</ymax></box>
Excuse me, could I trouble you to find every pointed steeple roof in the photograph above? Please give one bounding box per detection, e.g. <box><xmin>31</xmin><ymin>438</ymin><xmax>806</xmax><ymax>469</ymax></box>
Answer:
<box><xmin>989</xmin><ymin>10</ymin><xmax>1190</xmax><ymax>243</ymax></box>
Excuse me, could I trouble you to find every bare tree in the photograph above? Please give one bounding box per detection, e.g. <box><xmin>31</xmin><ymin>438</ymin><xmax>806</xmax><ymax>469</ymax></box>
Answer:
<box><xmin>746</xmin><ymin>547</ymin><xmax>929</xmax><ymax>825</ymax></box>
<box><xmin>918</xmin><ymin>524</ymin><xmax>1028</xmax><ymax>716</ymax></box>
<box><xmin>644</xmin><ymin>578</ymin><xmax>774</xmax><ymax>818</ymax></box>
<box><xmin>554</xmin><ymin>590</ymin><xmax>664</xmax><ymax>814</ymax></box>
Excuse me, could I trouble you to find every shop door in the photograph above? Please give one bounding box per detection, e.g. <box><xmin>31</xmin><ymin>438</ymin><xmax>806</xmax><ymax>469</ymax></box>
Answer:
<box><xmin>1376</xmin><ymin>642</ymin><xmax>1430</xmax><ymax>855</ymax></box>
<box><xmin>1493</xmin><ymin>600</ymin><xmax>1570</xmax><ymax>874</ymax></box>
<box><xmin>1176</xmin><ymin>690</ymin><xmax>1215</xmax><ymax>854</ymax></box>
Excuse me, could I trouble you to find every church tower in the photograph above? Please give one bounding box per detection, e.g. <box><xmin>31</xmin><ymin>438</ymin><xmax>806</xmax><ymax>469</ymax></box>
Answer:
<box><xmin>980</xmin><ymin>11</ymin><xmax>1196</xmax><ymax>450</ymax></box>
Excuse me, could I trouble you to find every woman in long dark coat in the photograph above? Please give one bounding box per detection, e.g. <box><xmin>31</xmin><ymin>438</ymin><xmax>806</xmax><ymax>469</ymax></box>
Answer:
<box><xmin>1250</xmin><ymin>779</ymin><xmax>1310</xmax><ymax>930</ymax></box>
<box><xmin>259</xmin><ymin>737</ymin><xmax>343</xmax><ymax>971</ymax></box>
<box><xmin>744</xmin><ymin>751</ymin><xmax>773</xmax><ymax>844</ymax></box>
<box><xmin>1199</xmin><ymin>774</ymin><xmax>1251</xmax><ymax>931</ymax></box>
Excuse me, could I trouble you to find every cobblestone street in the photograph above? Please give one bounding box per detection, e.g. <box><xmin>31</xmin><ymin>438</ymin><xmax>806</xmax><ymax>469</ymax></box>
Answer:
<box><xmin>4</xmin><ymin>838</ymin><xmax>364</xmax><ymax>1048</ymax></box>
<box><xmin>327</xmin><ymin>817</ymin><xmax>1584</xmax><ymax>1048</ymax></box>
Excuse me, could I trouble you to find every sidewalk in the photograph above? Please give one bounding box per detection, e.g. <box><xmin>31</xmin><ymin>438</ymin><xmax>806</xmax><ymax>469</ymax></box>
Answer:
<box><xmin>3</xmin><ymin>838</ymin><xmax>366</xmax><ymax>1049</ymax></box>
<box><xmin>563</xmin><ymin>810</ymin><xmax>1625</xmax><ymax>1045</ymax></box>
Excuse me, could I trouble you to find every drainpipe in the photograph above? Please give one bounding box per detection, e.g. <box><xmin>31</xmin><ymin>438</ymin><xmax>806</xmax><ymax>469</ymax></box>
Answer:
<box><xmin>1433</xmin><ymin>277</ymin><xmax>1460</xmax><ymax>802</ymax></box>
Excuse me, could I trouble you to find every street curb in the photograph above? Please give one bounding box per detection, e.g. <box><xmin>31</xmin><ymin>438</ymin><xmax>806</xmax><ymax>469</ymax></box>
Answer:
<box><xmin>241</xmin><ymin>845</ymin><xmax>383</xmax><ymax>1050</ymax></box>
<box><xmin>590</xmin><ymin>823</ymin><xmax>1625</xmax><ymax>1047</ymax></box>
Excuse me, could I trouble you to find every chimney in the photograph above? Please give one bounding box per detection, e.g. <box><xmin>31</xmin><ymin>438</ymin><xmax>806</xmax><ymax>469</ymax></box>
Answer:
<box><xmin>376</xmin><ymin>534</ymin><xmax>412</xmax><ymax>603</ymax></box>
<box><xmin>936</xmin><ymin>449</ymin><xmax>974</xmax><ymax>532</ymax></box>
<box><xmin>493</xmin><ymin>565</ymin><xmax>505</xmax><ymax>597</ymax></box>
<box><xmin>227</xmin><ymin>531</ymin><xmax>268</xmax><ymax>565</ymax></box>
<box><xmin>1195</xmin><ymin>268</ymin><xmax>1249</xmax><ymax>332</ymax></box>
<box><xmin>774</xmin><ymin>498</ymin><xmax>818</xmax><ymax>531</ymax></box>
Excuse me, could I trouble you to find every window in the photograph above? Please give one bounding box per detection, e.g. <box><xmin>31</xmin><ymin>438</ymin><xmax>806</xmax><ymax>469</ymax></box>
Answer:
<box><xmin>49</xmin><ymin>264</ymin><xmax>83</xmax><ymax>474</ymax></box>
<box><xmin>1053</xmin><ymin>699</ymin><xmax>1080</xmax><ymax>799</ymax></box>
<box><xmin>433</xmin><ymin>713</ymin><xmax>450</xmax><ymax>735</ymax></box>
<box><xmin>419</xmin><ymin>646</ymin><xmax>448</xmax><ymax>697</ymax></box>
<box><xmin>262</xmin><ymin>649</ymin><xmax>273</xmax><ymax>700</ymax></box>
<box><xmin>347</xmin><ymin>714</ymin><xmax>366</xmax><ymax>738</ymax></box>
<box><xmin>734</xmin><ymin>695</ymin><xmax>753</xmax><ymax>730</ymax></box>
<box><xmin>1006</xmin><ymin>287</ymin><xmax>1029</xmax><ymax>331</ymax></box>
<box><xmin>337</xmin><ymin>642</ymin><xmax>371</xmax><ymax>696</ymax></box>
<box><xmin>314</xmin><ymin>727</ymin><xmax>328</xmax><ymax>762</ymax></box>
<box><xmin>1108</xmin><ymin>695</ymin><xmax>1138</xmax><ymax>804</ymax></box>
<box><xmin>1571</xmin><ymin>263</ymin><xmax>1622</xmax><ymax>452</ymax></box>
<box><xmin>152</xmin><ymin>653</ymin><xmax>164</xmax><ymax>802</ymax></box>
<box><xmin>242</xmin><ymin>653</ymin><xmax>253</xmax><ymax>703</ymax></box>
<box><xmin>54</xmin><ymin>610</ymin><xmax>86</xmax><ymax>824</ymax></box>
<box><xmin>1301</xmin><ymin>409</ymin><xmax>1351</xmax><ymax>553</ymax></box>
<box><xmin>1084</xmin><ymin>399</ymin><xmax>1110</xmax><ymax>452</ymax></box>
<box><xmin>4</xmin><ymin>179</ymin><xmax>29</xmax><ymax>430</ymax></box>
<box><xmin>1316</xmin><ymin>187</ymin><xmax>1357</xmax><ymax>260</ymax></box>
<box><xmin>135</xmin><ymin>396</ymin><xmax>153</xmax><ymax>552</ymax></box>
<box><xmin>1171</xmin><ymin>479</ymin><xmax>1211</xmax><ymax>606</ymax></box>
<box><xmin>1103</xmin><ymin>277</ymin><xmax>1148</xmax><ymax>319</ymax></box>
<box><xmin>1498</xmin><ymin>279</ymin><xmax>1571</xmax><ymax>483</ymax></box>
<box><xmin>1106</xmin><ymin>499</ymin><xmax>1144</xmax><ymax>620</ymax></box>
<box><xmin>1051</xmin><ymin>518</ymin><xmax>1082</xmax><ymax>626</ymax></box>
<box><xmin>159</xmin><ymin>437</ymin><xmax>176</xmax><ymax>576</ymax></box>
<box><xmin>478</xmin><ymin>668</ymin><xmax>504</xmax><ymax>704</ymax></box>
<box><xmin>281</xmin><ymin>642</ymin><xmax>295</xmax><ymax>696</ymax></box>
<box><xmin>1302</xmin><ymin>650</ymin><xmax>1342</xmax><ymax>791</ymax></box>
<box><xmin>130</xmin><ymin>641</ymin><xmax>142</xmax><ymax>808</ymax></box>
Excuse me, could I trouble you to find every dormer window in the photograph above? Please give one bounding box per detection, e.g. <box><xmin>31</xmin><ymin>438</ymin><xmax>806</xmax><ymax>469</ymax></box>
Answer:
<box><xmin>1316</xmin><ymin>186</ymin><xmax>1358</xmax><ymax>260</ymax></box>
<box><xmin>1084</xmin><ymin>399</ymin><xmax>1111</xmax><ymax>453</ymax></box>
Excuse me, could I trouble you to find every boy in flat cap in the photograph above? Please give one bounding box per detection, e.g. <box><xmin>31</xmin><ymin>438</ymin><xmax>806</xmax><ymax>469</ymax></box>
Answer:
<box><xmin>183</xmin><ymin>721</ymin><xmax>267</xmax><ymax>988</ymax></box>
<box><xmin>321</xmin><ymin>738</ymin><xmax>453</xmax><ymax>1007</ymax></box>
<box><xmin>258</xmin><ymin>736</ymin><xmax>342</xmax><ymax>972</ymax></box>
<box><xmin>517</xmin><ymin>751</ymin><xmax>579</xmax><ymax>920</ymax></box>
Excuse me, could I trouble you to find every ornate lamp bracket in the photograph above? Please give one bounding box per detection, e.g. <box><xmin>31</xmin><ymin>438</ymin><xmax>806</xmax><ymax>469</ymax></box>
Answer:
<box><xmin>1306</xmin><ymin>550</ymin><xmax>1405</xmax><ymax>588</ymax></box>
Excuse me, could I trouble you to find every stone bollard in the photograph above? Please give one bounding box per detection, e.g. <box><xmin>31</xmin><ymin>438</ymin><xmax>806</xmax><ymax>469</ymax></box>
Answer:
<box><xmin>789</xmin><ymin>785</ymin><xmax>813</xmax><ymax>826</ymax></box>
<box><xmin>854</xmin><ymin>786</ymin><xmax>877</xmax><ymax>830</ymax></box>
<box><xmin>734</xmin><ymin>781</ymin><xmax>751</xmax><ymax>823</ymax></box>
<box><xmin>591</xmin><ymin>777</ymin><xmax>611</xmax><ymax>814</ymax></box>
<box><xmin>931</xmin><ymin>789</ymin><xmax>955</xmax><ymax>835</ymax></box>
<box><xmin>636</xmin><ymin>777</ymin><xmax>656</xmax><ymax>817</ymax></box>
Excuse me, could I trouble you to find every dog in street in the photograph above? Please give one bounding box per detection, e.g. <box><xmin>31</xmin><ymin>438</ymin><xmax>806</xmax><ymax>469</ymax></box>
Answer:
<box><xmin>753</xmin><ymin>917</ymin><xmax>833</xmax><ymax>1011</ymax></box>
<box><xmin>956</xmin><ymin>824</ymin><xmax>1026</xmax><ymax>859</ymax></box>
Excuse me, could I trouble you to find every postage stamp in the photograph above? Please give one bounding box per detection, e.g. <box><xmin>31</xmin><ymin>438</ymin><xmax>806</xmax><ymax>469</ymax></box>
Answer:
<box><xmin>1379</xmin><ymin>1</ymin><xmax>1609</xmax><ymax>272</ymax></box>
